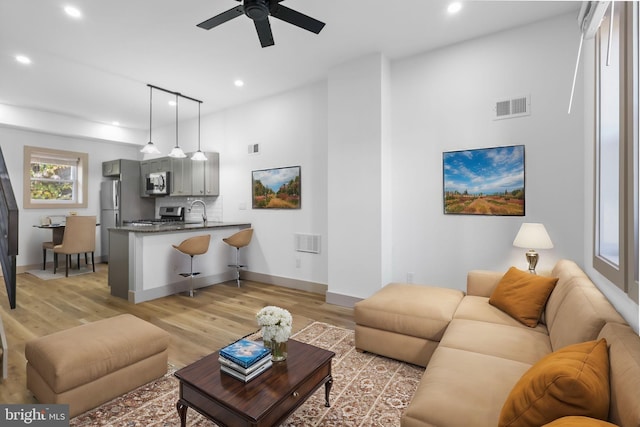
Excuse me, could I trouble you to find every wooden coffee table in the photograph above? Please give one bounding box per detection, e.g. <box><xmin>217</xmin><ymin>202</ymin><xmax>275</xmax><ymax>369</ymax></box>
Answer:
<box><xmin>174</xmin><ymin>339</ymin><xmax>335</xmax><ymax>427</ymax></box>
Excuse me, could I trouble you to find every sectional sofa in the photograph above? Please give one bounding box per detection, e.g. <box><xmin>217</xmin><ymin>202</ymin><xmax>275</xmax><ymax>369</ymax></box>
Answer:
<box><xmin>354</xmin><ymin>259</ymin><xmax>640</xmax><ymax>427</ymax></box>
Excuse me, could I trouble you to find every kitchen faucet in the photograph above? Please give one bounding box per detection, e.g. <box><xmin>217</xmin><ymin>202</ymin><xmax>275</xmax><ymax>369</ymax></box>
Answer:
<box><xmin>188</xmin><ymin>199</ymin><xmax>207</xmax><ymax>223</ymax></box>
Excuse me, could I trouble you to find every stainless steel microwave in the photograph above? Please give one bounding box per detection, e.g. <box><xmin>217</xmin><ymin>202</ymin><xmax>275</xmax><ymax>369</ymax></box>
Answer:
<box><xmin>145</xmin><ymin>171</ymin><xmax>170</xmax><ymax>196</ymax></box>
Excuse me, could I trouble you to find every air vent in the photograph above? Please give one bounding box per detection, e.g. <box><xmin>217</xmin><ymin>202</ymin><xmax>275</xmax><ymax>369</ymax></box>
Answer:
<box><xmin>494</xmin><ymin>95</ymin><xmax>531</xmax><ymax>120</ymax></box>
<box><xmin>248</xmin><ymin>143</ymin><xmax>260</xmax><ymax>155</ymax></box>
<box><xmin>295</xmin><ymin>233</ymin><xmax>321</xmax><ymax>254</ymax></box>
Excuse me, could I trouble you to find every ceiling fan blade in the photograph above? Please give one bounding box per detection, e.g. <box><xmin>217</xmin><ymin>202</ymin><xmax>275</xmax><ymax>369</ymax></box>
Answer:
<box><xmin>270</xmin><ymin>4</ymin><xmax>325</xmax><ymax>34</ymax></box>
<box><xmin>197</xmin><ymin>6</ymin><xmax>244</xmax><ymax>30</ymax></box>
<box><xmin>254</xmin><ymin>18</ymin><xmax>275</xmax><ymax>47</ymax></box>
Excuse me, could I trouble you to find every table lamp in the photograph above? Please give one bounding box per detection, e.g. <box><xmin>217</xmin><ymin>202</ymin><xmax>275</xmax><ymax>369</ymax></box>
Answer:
<box><xmin>513</xmin><ymin>223</ymin><xmax>554</xmax><ymax>274</ymax></box>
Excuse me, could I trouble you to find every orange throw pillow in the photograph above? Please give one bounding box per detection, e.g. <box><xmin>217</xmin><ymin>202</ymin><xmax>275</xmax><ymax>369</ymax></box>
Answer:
<box><xmin>499</xmin><ymin>339</ymin><xmax>610</xmax><ymax>427</ymax></box>
<box><xmin>489</xmin><ymin>266</ymin><xmax>558</xmax><ymax>327</ymax></box>
<box><xmin>543</xmin><ymin>416</ymin><xmax>618</xmax><ymax>426</ymax></box>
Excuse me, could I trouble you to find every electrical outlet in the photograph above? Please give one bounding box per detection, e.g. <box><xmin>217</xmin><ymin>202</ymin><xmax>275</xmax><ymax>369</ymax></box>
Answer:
<box><xmin>407</xmin><ymin>272</ymin><xmax>414</xmax><ymax>283</ymax></box>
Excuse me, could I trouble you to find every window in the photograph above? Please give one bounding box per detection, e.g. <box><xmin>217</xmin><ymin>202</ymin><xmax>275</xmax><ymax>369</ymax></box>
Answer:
<box><xmin>23</xmin><ymin>146</ymin><xmax>88</xmax><ymax>209</ymax></box>
<box><xmin>593</xmin><ymin>2</ymin><xmax>639</xmax><ymax>303</ymax></box>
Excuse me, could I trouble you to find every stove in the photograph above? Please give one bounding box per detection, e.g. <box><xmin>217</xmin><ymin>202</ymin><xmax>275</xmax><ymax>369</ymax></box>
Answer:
<box><xmin>125</xmin><ymin>206</ymin><xmax>185</xmax><ymax>226</ymax></box>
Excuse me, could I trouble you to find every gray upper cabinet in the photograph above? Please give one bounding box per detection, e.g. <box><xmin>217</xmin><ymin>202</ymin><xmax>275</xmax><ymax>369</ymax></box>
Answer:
<box><xmin>191</xmin><ymin>152</ymin><xmax>220</xmax><ymax>197</ymax></box>
<box><xmin>170</xmin><ymin>157</ymin><xmax>192</xmax><ymax>196</ymax></box>
<box><xmin>140</xmin><ymin>153</ymin><xmax>219</xmax><ymax>197</ymax></box>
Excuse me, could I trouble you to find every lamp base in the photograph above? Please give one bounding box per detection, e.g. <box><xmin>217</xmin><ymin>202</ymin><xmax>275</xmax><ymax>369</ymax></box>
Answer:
<box><xmin>525</xmin><ymin>250</ymin><xmax>539</xmax><ymax>274</ymax></box>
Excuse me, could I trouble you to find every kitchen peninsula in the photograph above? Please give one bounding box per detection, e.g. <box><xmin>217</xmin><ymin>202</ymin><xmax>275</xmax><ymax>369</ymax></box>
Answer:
<box><xmin>108</xmin><ymin>222</ymin><xmax>251</xmax><ymax>303</ymax></box>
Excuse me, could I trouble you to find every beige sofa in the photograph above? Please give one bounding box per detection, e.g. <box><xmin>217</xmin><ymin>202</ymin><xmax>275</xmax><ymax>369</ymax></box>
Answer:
<box><xmin>354</xmin><ymin>260</ymin><xmax>640</xmax><ymax>427</ymax></box>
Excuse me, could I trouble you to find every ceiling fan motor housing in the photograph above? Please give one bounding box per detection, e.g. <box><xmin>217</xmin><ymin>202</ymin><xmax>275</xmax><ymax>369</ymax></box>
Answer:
<box><xmin>244</xmin><ymin>0</ymin><xmax>270</xmax><ymax>21</ymax></box>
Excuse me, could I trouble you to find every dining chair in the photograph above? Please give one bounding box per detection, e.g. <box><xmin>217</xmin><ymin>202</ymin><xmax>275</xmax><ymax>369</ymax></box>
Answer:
<box><xmin>53</xmin><ymin>215</ymin><xmax>97</xmax><ymax>277</ymax></box>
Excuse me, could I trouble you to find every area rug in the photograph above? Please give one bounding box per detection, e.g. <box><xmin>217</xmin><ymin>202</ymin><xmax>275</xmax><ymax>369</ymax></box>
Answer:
<box><xmin>26</xmin><ymin>266</ymin><xmax>95</xmax><ymax>280</ymax></box>
<box><xmin>70</xmin><ymin>322</ymin><xmax>424</xmax><ymax>427</ymax></box>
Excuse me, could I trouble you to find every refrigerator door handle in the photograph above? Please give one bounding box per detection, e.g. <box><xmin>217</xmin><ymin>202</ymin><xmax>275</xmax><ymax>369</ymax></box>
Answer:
<box><xmin>114</xmin><ymin>182</ymin><xmax>119</xmax><ymax>210</ymax></box>
<box><xmin>115</xmin><ymin>212</ymin><xmax>119</xmax><ymax>227</ymax></box>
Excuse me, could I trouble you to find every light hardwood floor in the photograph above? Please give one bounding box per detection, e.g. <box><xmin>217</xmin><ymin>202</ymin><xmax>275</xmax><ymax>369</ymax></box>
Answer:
<box><xmin>0</xmin><ymin>264</ymin><xmax>354</xmax><ymax>404</ymax></box>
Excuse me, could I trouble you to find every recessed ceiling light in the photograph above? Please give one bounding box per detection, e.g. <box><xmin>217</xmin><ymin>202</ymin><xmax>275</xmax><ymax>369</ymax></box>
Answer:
<box><xmin>64</xmin><ymin>5</ymin><xmax>82</xmax><ymax>19</ymax></box>
<box><xmin>447</xmin><ymin>2</ymin><xmax>462</xmax><ymax>14</ymax></box>
<box><xmin>168</xmin><ymin>100</ymin><xmax>177</xmax><ymax>107</ymax></box>
<box><xmin>234</xmin><ymin>79</ymin><xmax>244</xmax><ymax>87</ymax></box>
<box><xmin>15</xmin><ymin>55</ymin><xmax>31</xmax><ymax>65</ymax></box>
<box><xmin>112</xmin><ymin>121</ymin><xmax>120</xmax><ymax>126</ymax></box>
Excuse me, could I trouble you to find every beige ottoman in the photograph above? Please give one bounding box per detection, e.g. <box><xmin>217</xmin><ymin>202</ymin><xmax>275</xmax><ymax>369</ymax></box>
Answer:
<box><xmin>355</xmin><ymin>283</ymin><xmax>464</xmax><ymax>366</ymax></box>
<box><xmin>25</xmin><ymin>314</ymin><xmax>170</xmax><ymax>417</ymax></box>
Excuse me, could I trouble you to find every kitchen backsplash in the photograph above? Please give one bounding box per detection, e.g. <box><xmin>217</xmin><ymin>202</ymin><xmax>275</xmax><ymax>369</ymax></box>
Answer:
<box><xmin>156</xmin><ymin>196</ymin><xmax>223</xmax><ymax>222</ymax></box>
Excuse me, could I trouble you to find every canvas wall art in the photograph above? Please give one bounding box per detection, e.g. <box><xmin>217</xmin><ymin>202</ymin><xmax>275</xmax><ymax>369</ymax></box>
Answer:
<box><xmin>443</xmin><ymin>145</ymin><xmax>525</xmax><ymax>216</ymax></box>
<box><xmin>252</xmin><ymin>166</ymin><xmax>301</xmax><ymax>209</ymax></box>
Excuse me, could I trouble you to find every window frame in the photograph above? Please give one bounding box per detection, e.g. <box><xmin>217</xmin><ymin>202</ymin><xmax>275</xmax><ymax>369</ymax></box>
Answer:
<box><xmin>593</xmin><ymin>2</ymin><xmax>639</xmax><ymax>303</ymax></box>
<box><xmin>23</xmin><ymin>146</ymin><xmax>88</xmax><ymax>209</ymax></box>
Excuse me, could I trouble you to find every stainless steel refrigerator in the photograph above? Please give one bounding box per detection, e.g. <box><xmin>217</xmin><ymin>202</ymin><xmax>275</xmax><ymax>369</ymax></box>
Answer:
<box><xmin>100</xmin><ymin>159</ymin><xmax>155</xmax><ymax>261</ymax></box>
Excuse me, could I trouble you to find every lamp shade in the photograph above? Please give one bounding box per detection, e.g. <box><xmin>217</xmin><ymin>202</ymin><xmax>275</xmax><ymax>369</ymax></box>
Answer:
<box><xmin>513</xmin><ymin>223</ymin><xmax>554</xmax><ymax>249</ymax></box>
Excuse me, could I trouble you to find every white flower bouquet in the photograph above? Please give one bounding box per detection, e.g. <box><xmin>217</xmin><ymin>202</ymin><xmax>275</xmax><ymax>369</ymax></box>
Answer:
<box><xmin>256</xmin><ymin>305</ymin><xmax>292</xmax><ymax>343</ymax></box>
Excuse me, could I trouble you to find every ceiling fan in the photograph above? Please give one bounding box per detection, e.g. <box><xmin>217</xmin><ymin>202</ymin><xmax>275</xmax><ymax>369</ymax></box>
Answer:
<box><xmin>197</xmin><ymin>0</ymin><xmax>325</xmax><ymax>48</ymax></box>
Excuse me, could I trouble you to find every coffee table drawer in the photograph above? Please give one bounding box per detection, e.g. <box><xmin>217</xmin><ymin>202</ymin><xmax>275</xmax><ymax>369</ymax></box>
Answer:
<box><xmin>259</xmin><ymin>364</ymin><xmax>332</xmax><ymax>426</ymax></box>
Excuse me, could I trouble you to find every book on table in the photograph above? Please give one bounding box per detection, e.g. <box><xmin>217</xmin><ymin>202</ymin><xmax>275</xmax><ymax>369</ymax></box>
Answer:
<box><xmin>220</xmin><ymin>359</ymin><xmax>273</xmax><ymax>382</ymax></box>
<box><xmin>218</xmin><ymin>353</ymin><xmax>271</xmax><ymax>375</ymax></box>
<box><xmin>219</xmin><ymin>338</ymin><xmax>271</xmax><ymax>369</ymax></box>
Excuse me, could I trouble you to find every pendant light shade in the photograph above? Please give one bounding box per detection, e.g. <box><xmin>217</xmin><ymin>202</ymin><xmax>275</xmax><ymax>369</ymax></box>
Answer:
<box><xmin>168</xmin><ymin>93</ymin><xmax>186</xmax><ymax>158</ymax></box>
<box><xmin>191</xmin><ymin>102</ymin><xmax>207</xmax><ymax>161</ymax></box>
<box><xmin>140</xmin><ymin>85</ymin><xmax>161</xmax><ymax>154</ymax></box>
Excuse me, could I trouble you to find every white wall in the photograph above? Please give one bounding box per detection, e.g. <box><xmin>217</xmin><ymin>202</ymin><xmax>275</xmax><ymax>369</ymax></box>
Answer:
<box><xmin>198</xmin><ymin>82</ymin><xmax>329</xmax><ymax>284</ymax></box>
<box><xmin>327</xmin><ymin>53</ymin><xmax>392</xmax><ymax>302</ymax></box>
<box><xmin>0</xmin><ymin>126</ymin><xmax>142</xmax><ymax>269</ymax></box>
<box><xmin>390</xmin><ymin>14</ymin><xmax>584</xmax><ymax>289</ymax></box>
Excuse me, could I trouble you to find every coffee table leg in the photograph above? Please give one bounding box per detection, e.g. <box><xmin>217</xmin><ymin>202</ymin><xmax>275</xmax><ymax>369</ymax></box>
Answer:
<box><xmin>176</xmin><ymin>400</ymin><xmax>188</xmax><ymax>427</ymax></box>
<box><xmin>324</xmin><ymin>375</ymin><xmax>333</xmax><ymax>407</ymax></box>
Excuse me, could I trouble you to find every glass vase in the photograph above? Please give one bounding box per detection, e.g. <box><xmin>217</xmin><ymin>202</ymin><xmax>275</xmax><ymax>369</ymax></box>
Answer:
<box><xmin>269</xmin><ymin>339</ymin><xmax>288</xmax><ymax>362</ymax></box>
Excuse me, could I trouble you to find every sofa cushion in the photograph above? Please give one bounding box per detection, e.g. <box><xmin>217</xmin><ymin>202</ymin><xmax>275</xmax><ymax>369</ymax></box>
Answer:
<box><xmin>543</xmin><ymin>416</ymin><xmax>619</xmax><ymax>427</ymax></box>
<box><xmin>439</xmin><ymin>318</ymin><xmax>552</xmax><ymax>365</ymax></box>
<box><xmin>454</xmin><ymin>296</ymin><xmax>549</xmax><ymax>333</ymax></box>
<box><xmin>489</xmin><ymin>267</ymin><xmax>558</xmax><ymax>327</ymax></box>
<box><xmin>597</xmin><ymin>323</ymin><xmax>640</xmax><ymax>427</ymax></box>
<box><xmin>499</xmin><ymin>339</ymin><xmax>610</xmax><ymax>427</ymax></box>
<box><xmin>354</xmin><ymin>283</ymin><xmax>464</xmax><ymax>341</ymax></box>
<box><xmin>547</xmin><ymin>282</ymin><xmax>626</xmax><ymax>351</ymax></box>
<box><xmin>402</xmin><ymin>346</ymin><xmax>532</xmax><ymax>427</ymax></box>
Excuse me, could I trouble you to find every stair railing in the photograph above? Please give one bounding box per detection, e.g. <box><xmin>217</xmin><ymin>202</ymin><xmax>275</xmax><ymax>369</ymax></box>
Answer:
<box><xmin>0</xmin><ymin>147</ymin><xmax>18</xmax><ymax>309</ymax></box>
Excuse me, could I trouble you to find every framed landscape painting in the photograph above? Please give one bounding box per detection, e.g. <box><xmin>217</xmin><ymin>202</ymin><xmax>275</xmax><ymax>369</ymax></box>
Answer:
<box><xmin>443</xmin><ymin>145</ymin><xmax>525</xmax><ymax>216</ymax></box>
<box><xmin>252</xmin><ymin>166</ymin><xmax>301</xmax><ymax>209</ymax></box>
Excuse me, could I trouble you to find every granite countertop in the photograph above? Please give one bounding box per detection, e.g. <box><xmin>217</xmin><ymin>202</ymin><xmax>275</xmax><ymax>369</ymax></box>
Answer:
<box><xmin>111</xmin><ymin>222</ymin><xmax>251</xmax><ymax>233</ymax></box>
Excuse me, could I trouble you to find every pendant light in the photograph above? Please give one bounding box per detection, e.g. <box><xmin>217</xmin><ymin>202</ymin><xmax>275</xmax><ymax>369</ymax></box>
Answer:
<box><xmin>140</xmin><ymin>85</ymin><xmax>161</xmax><ymax>154</ymax></box>
<box><xmin>168</xmin><ymin>93</ymin><xmax>186</xmax><ymax>158</ymax></box>
<box><xmin>191</xmin><ymin>102</ymin><xmax>207</xmax><ymax>161</ymax></box>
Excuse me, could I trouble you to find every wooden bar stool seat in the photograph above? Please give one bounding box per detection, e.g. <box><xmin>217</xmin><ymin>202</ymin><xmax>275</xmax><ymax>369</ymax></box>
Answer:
<box><xmin>172</xmin><ymin>235</ymin><xmax>211</xmax><ymax>297</ymax></box>
<box><xmin>222</xmin><ymin>228</ymin><xmax>253</xmax><ymax>287</ymax></box>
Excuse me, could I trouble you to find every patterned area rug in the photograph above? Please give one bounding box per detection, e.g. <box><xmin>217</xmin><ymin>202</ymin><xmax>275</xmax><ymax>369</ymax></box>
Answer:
<box><xmin>70</xmin><ymin>322</ymin><xmax>424</xmax><ymax>427</ymax></box>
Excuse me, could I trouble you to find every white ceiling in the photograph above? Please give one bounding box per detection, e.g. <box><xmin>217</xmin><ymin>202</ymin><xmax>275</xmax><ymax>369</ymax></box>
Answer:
<box><xmin>0</xmin><ymin>0</ymin><xmax>579</xmax><ymax>131</ymax></box>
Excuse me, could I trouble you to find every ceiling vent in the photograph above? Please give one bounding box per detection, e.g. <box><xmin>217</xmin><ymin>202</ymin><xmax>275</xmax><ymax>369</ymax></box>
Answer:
<box><xmin>493</xmin><ymin>95</ymin><xmax>531</xmax><ymax>120</ymax></box>
<box><xmin>295</xmin><ymin>233</ymin><xmax>321</xmax><ymax>254</ymax></box>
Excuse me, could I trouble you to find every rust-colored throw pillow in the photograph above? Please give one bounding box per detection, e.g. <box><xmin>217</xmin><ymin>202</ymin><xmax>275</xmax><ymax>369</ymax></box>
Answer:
<box><xmin>499</xmin><ymin>339</ymin><xmax>610</xmax><ymax>427</ymax></box>
<box><xmin>489</xmin><ymin>266</ymin><xmax>558</xmax><ymax>327</ymax></box>
<box><xmin>542</xmin><ymin>416</ymin><xmax>619</xmax><ymax>427</ymax></box>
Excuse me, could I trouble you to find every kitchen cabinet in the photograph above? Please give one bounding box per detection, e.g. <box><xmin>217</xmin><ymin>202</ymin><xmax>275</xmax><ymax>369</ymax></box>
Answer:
<box><xmin>170</xmin><ymin>157</ymin><xmax>192</xmax><ymax>196</ymax></box>
<box><xmin>190</xmin><ymin>152</ymin><xmax>220</xmax><ymax>196</ymax></box>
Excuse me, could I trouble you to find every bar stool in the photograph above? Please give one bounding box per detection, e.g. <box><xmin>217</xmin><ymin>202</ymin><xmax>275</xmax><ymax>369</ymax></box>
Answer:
<box><xmin>172</xmin><ymin>235</ymin><xmax>211</xmax><ymax>297</ymax></box>
<box><xmin>222</xmin><ymin>228</ymin><xmax>253</xmax><ymax>287</ymax></box>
